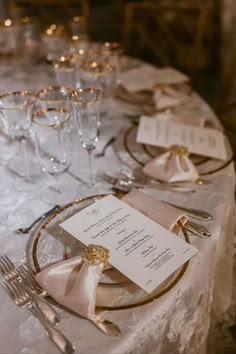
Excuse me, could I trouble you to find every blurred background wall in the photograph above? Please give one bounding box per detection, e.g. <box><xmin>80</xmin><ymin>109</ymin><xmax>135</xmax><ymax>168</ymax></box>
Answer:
<box><xmin>0</xmin><ymin>0</ymin><xmax>235</xmax><ymax>124</ymax></box>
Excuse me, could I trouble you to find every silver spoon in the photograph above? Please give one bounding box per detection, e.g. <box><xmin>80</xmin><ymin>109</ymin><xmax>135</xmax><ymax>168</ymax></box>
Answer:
<box><xmin>15</xmin><ymin>205</ymin><xmax>61</xmax><ymax>234</ymax></box>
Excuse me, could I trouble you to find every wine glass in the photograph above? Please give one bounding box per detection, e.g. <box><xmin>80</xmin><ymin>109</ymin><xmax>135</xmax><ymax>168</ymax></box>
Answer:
<box><xmin>82</xmin><ymin>61</ymin><xmax>116</xmax><ymax>97</ymax></box>
<box><xmin>70</xmin><ymin>88</ymin><xmax>104</xmax><ymax>195</ymax></box>
<box><xmin>81</xmin><ymin>61</ymin><xmax>116</xmax><ymax>117</ymax></box>
<box><xmin>52</xmin><ymin>56</ymin><xmax>76</xmax><ymax>88</ymax></box>
<box><xmin>98</xmin><ymin>41</ymin><xmax>123</xmax><ymax>83</ymax></box>
<box><xmin>32</xmin><ymin>108</ymin><xmax>76</xmax><ymax>204</ymax></box>
<box><xmin>0</xmin><ymin>91</ymin><xmax>36</xmax><ymax>187</ymax></box>
<box><xmin>37</xmin><ymin>86</ymin><xmax>76</xmax><ymax>130</ymax></box>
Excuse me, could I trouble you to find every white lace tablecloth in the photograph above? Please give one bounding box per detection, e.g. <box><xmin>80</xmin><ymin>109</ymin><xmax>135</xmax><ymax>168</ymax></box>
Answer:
<box><xmin>0</xmin><ymin>57</ymin><xmax>235</xmax><ymax>354</ymax></box>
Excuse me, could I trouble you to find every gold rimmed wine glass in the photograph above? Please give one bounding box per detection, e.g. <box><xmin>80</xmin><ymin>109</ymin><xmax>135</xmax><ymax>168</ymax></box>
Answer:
<box><xmin>82</xmin><ymin>61</ymin><xmax>116</xmax><ymax>97</ymax></box>
<box><xmin>52</xmin><ymin>56</ymin><xmax>76</xmax><ymax>88</ymax></box>
<box><xmin>32</xmin><ymin>108</ymin><xmax>77</xmax><ymax>204</ymax></box>
<box><xmin>81</xmin><ymin>62</ymin><xmax>116</xmax><ymax>117</ymax></box>
<box><xmin>70</xmin><ymin>88</ymin><xmax>104</xmax><ymax>195</ymax></box>
<box><xmin>0</xmin><ymin>91</ymin><xmax>36</xmax><ymax>185</ymax></box>
<box><xmin>37</xmin><ymin>86</ymin><xmax>76</xmax><ymax>130</ymax></box>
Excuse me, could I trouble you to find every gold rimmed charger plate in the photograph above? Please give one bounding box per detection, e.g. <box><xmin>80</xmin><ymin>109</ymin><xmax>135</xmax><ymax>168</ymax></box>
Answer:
<box><xmin>27</xmin><ymin>193</ymin><xmax>189</xmax><ymax>311</ymax></box>
<box><xmin>123</xmin><ymin>125</ymin><xmax>234</xmax><ymax>176</ymax></box>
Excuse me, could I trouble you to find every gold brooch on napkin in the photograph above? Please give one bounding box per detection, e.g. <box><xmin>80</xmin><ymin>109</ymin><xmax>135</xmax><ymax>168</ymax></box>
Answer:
<box><xmin>81</xmin><ymin>244</ymin><xmax>109</xmax><ymax>266</ymax></box>
<box><xmin>143</xmin><ymin>144</ymin><xmax>199</xmax><ymax>183</ymax></box>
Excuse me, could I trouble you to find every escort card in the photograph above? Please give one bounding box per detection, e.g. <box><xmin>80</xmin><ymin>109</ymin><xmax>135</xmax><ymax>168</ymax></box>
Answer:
<box><xmin>60</xmin><ymin>195</ymin><xmax>198</xmax><ymax>294</ymax></box>
<box><xmin>136</xmin><ymin>116</ymin><xmax>227</xmax><ymax>160</ymax></box>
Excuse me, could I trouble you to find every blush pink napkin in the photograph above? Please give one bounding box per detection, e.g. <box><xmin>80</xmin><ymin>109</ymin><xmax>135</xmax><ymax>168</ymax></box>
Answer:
<box><xmin>143</xmin><ymin>147</ymin><xmax>199</xmax><ymax>183</ymax></box>
<box><xmin>35</xmin><ymin>190</ymin><xmax>187</xmax><ymax>320</ymax></box>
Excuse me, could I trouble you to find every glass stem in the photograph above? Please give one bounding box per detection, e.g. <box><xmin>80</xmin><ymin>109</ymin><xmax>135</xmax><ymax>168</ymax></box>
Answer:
<box><xmin>87</xmin><ymin>149</ymin><xmax>95</xmax><ymax>187</ymax></box>
<box><xmin>20</xmin><ymin>137</ymin><xmax>30</xmax><ymax>182</ymax></box>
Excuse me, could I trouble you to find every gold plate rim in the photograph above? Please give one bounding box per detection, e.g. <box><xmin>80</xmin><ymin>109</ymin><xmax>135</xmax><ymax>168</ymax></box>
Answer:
<box><xmin>31</xmin><ymin>193</ymin><xmax>190</xmax><ymax>311</ymax></box>
<box><xmin>123</xmin><ymin>125</ymin><xmax>234</xmax><ymax>176</ymax></box>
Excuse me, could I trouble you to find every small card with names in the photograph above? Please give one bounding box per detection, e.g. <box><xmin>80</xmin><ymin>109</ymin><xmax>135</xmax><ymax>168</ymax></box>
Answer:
<box><xmin>60</xmin><ymin>195</ymin><xmax>198</xmax><ymax>294</ymax></box>
<box><xmin>136</xmin><ymin>116</ymin><xmax>227</xmax><ymax>160</ymax></box>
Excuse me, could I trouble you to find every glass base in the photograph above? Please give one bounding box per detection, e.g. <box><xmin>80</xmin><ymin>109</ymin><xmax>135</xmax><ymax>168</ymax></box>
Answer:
<box><xmin>77</xmin><ymin>180</ymin><xmax>110</xmax><ymax>197</ymax></box>
<box><xmin>41</xmin><ymin>178</ymin><xmax>78</xmax><ymax>205</ymax></box>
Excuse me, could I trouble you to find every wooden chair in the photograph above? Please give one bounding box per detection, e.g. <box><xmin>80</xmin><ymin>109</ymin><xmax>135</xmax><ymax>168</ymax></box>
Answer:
<box><xmin>122</xmin><ymin>1</ymin><xmax>212</xmax><ymax>83</ymax></box>
<box><xmin>11</xmin><ymin>0</ymin><xmax>90</xmax><ymax>24</ymax></box>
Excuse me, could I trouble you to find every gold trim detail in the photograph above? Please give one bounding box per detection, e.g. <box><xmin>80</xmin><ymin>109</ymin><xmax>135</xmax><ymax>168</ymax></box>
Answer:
<box><xmin>82</xmin><ymin>244</ymin><xmax>109</xmax><ymax>265</ymax></box>
<box><xmin>31</xmin><ymin>193</ymin><xmax>189</xmax><ymax>311</ymax></box>
<box><xmin>123</xmin><ymin>125</ymin><xmax>234</xmax><ymax>176</ymax></box>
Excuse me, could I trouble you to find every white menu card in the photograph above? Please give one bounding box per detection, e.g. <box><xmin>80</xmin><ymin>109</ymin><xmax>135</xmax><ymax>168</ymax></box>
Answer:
<box><xmin>136</xmin><ymin>116</ymin><xmax>227</xmax><ymax>160</ymax></box>
<box><xmin>60</xmin><ymin>195</ymin><xmax>198</xmax><ymax>294</ymax></box>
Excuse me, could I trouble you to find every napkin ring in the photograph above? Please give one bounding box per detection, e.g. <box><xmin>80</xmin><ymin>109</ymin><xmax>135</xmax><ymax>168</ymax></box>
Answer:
<box><xmin>169</xmin><ymin>145</ymin><xmax>189</xmax><ymax>156</ymax></box>
<box><xmin>81</xmin><ymin>244</ymin><xmax>110</xmax><ymax>265</ymax></box>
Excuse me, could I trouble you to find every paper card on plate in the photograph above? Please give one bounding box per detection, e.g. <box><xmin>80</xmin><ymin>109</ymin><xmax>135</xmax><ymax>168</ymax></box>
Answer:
<box><xmin>120</xmin><ymin>65</ymin><xmax>189</xmax><ymax>93</ymax></box>
<box><xmin>136</xmin><ymin>116</ymin><xmax>227</xmax><ymax>160</ymax></box>
<box><xmin>60</xmin><ymin>195</ymin><xmax>198</xmax><ymax>294</ymax></box>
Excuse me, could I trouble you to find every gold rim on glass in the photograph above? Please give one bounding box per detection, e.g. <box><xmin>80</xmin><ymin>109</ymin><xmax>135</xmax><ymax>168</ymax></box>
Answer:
<box><xmin>31</xmin><ymin>193</ymin><xmax>189</xmax><ymax>311</ymax></box>
<box><xmin>37</xmin><ymin>86</ymin><xmax>73</xmax><ymax>103</ymax></box>
<box><xmin>0</xmin><ymin>91</ymin><xmax>36</xmax><ymax>110</ymax></box>
<box><xmin>123</xmin><ymin>125</ymin><xmax>234</xmax><ymax>176</ymax></box>
<box><xmin>83</xmin><ymin>62</ymin><xmax>115</xmax><ymax>77</ymax></box>
<box><xmin>32</xmin><ymin>108</ymin><xmax>70</xmax><ymax>128</ymax></box>
<box><xmin>70</xmin><ymin>88</ymin><xmax>104</xmax><ymax>104</ymax></box>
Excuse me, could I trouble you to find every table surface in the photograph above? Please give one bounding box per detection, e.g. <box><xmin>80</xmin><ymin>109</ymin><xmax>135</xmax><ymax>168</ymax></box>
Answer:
<box><xmin>0</xmin><ymin>56</ymin><xmax>235</xmax><ymax>354</ymax></box>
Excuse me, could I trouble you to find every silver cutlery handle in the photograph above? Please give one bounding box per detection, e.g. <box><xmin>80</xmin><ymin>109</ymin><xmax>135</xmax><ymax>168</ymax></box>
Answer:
<box><xmin>184</xmin><ymin>220</ymin><xmax>211</xmax><ymax>238</ymax></box>
<box><xmin>27</xmin><ymin>205</ymin><xmax>61</xmax><ymax>230</ymax></box>
<box><xmin>165</xmin><ymin>202</ymin><xmax>212</xmax><ymax>221</ymax></box>
<box><xmin>30</xmin><ymin>306</ymin><xmax>75</xmax><ymax>354</ymax></box>
<box><xmin>32</xmin><ymin>293</ymin><xmax>61</xmax><ymax>325</ymax></box>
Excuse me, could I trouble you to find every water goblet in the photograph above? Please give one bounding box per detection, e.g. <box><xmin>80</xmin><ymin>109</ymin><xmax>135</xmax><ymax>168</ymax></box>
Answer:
<box><xmin>32</xmin><ymin>108</ymin><xmax>76</xmax><ymax>205</ymax></box>
<box><xmin>70</xmin><ymin>88</ymin><xmax>104</xmax><ymax>195</ymax></box>
<box><xmin>0</xmin><ymin>91</ymin><xmax>36</xmax><ymax>187</ymax></box>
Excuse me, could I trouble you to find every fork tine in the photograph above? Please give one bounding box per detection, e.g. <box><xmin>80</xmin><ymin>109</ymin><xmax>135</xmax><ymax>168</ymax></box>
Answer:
<box><xmin>0</xmin><ymin>255</ymin><xmax>18</xmax><ymax>281</ymax></box>
<box><xmin>2</xmin><ymin>255</ymin><xmax>17</xmax><ymax>273</ymax></box>
<box><xmin>18</xmin><ymin>264</ymin><xmax>46</xmax><ymax>294</ymax></box>
<box><xmin>3</xmin><ymin>282</ymin><xmax>16</xmax><ymax>302</ymax></box>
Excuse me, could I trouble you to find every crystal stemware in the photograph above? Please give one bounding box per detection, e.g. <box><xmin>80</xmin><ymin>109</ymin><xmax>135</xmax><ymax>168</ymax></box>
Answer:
<box><xmin>32</xmin><ymin>108</ymin><xmax>76</xmax><ymax>204</ymax></box>
<box><xmin>81</xmin><ymin>62</ymin><xmax>116</xmax><ymax>117</ymax></box>
<box><xmin>0</xmin><ymin>91</ymin><xmax>36</xmax><ymax>186</ymax></box>
<box><xmin>37</xmin><ymin>86</ymin><xmax>76</xmax><ymax>130</ymax></box>
<box><xmin>52</xmin><ymin>56</ymin><xmax>76</xmax><ymax>88</ymax></box>
<box><xmin>70</xmin><ymin>88</ymin><xmax>104</xmax><ymax>195</ymax></box>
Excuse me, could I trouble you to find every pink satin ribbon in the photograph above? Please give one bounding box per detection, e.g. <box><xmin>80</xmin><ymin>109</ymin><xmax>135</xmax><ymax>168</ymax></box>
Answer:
<box><xmin>143</xmin><ymin>147</ymin><xmax>199</xmax><ymax>182</ymax></box>
<box><xmin>35</xmin><ymin>190</ymin><xmax>187</xmax><ymax>319</ymax></box>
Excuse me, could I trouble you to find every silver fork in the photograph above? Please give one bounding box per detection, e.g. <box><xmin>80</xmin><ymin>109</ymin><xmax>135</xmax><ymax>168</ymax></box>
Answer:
<box><xmin>0</xmin><ymin>255</ymin><xmax>60</xmax><ymax>324</ymax></box>
<box><xmin>98</xmin><ymin>172</ymin><xmax>196</xmax><ymax>193</ymax></box>
<box><xmin>3</xmin><ymin>281</ymin><xmax>75</xmax><ymax>354</ymax></box>
<box><xmin>18</xmin><ymin>263</ymin><xmax>47</xmax><ymax>297</ymax></box>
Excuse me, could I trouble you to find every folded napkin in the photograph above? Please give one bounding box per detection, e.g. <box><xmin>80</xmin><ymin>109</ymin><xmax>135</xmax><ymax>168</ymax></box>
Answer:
<box><xmin>119</xmin><ymin>65</ymin><xmax>189</xmax><ymax>93</ymax></box>
<box><xmin>143</xmin><ymin>145</ymin><xmax>199</xmax><ymax>183</ymax></box>
<box><xmin>35</xmin><ymin>191</ymin><xmax>187</xmax><ymax>321</ymax></box>
<box><xmin>153</xmin><ymin>85</ymin><xmax>190</xmax><ymax>110</ymax></box>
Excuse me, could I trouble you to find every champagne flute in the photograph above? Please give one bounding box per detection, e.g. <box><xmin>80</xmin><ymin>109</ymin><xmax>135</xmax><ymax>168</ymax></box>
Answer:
<box><xmin>0</xmin><ymin>91</ymin><xmax>36</xmax><ymax>187</ymax></box>
<box><xmin>70</xmin><ymin>88</ymin><xmax>104</xmax><ymax>195</ymax></box>
<box><xmin>32</xmin><ymin>108</ymin><xmax>76</xmax><ymax>204</ymax></box>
